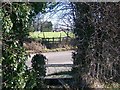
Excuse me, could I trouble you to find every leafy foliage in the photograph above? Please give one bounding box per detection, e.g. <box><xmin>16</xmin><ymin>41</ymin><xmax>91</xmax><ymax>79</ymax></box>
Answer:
<box><xmin>24</xmin><ymin>54</ymin><xmax>46</xmax><ymax>89</ymax></box>
<box><xmin>31</xmin><ymin>54</ymin><xmax>46</xmax><ymax>89</ymax></box>
<box><xmin>30</xmin><ymin>2</ymin><xmax>46</xmax><ymax>15</ymax></box>
<box><xmin>2</xmin><ymin>2</ymin><xmax>47</xmax><ymax>89</ymax></box>
<box><xmin>2</xmin><ymin>3</ymin><xmax>31</xmax><ymax>89</ymax></box>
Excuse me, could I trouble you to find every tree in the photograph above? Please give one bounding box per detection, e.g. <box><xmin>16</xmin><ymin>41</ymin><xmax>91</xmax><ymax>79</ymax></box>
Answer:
<box><xmin>34</xmin><ymin>20</ymin><xmax>53</xmax><ymax>32</ymax></box>
<box><xmin>43</xmin><ymin>21</ymin><xmax>52</xmax><ymax>32</ymax></box>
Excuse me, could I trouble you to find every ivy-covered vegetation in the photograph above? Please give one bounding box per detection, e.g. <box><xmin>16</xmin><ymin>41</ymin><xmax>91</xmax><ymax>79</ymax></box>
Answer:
<box><xmin>24</xmin><ymin>54</ymin><xmax>46</xmax><ymax>89</ymax></box>
<box><xmin>31</xmin><ymin>54</ymin><xmax>46</xmax><ymax>89</ymax></box>
<box><xmin>2</xmin><ymin>2</ymin><xmax>47</xmax><ymax>89</ymax></box>
<box><xmin>72</xmin><ymin>2</ymin><xmax>120</xmax><ymax>89</ymax></box>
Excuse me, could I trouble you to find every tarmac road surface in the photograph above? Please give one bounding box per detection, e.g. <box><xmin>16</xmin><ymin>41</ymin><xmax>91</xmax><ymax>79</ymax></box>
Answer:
<box><xmin>26</xmin><ymin>50</ymin><xmax>74</xmax><ymax>75</ymax></box>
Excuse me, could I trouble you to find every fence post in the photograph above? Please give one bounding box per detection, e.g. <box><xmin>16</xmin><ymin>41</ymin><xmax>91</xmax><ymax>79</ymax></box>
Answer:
<box><xmin>53</xmin><ymin>37</ymin><xmax>54</xmax><ymax>44</ymax></box>
<box><xmin>60</xmin><ymin>33</ymin><xmax>62</xmax><ymax>43</ymax></box>
<box><xmin>48</xmin><ymin>38</ymin><xmax>49</xmax><ymax>42</ymax></box>
<box><xmin>43</xmin><ymin>32</ymin><xmax>45</xmax><ymax>38</ymax></box>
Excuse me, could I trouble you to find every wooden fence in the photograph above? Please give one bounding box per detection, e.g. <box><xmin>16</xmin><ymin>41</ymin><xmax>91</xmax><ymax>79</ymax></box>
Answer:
<box><xmin>88</xmin><ymin>62</ymin><xmax>119</xmax><ymax>81</ymax></box>
<box><xmin>42</xmin><ymin>37</ymin><xmax>63</xmax><ymax>43</ymax></box>
<box><xmin>40</xmin><ymin>37</ymin><xmax>72</xmax><ymax>49</ymax></box>
<box><xmin>45</xmin><ymin>64</ymin><xmax>73</xmax><ymax>67</ymax></box>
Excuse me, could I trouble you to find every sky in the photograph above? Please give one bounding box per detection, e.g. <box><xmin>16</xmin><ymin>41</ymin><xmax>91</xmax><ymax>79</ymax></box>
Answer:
<box><xmin>35</xmin><ymin>2</ymin><xmax>74</xmax><ymax>30</ymax></box>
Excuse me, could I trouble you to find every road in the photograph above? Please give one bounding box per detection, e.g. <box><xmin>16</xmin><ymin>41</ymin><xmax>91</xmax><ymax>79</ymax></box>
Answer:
<box><xmin>26</xmin><ymin>50</ymin><xmax>74</xmax><ymax>66</ymax></box>
<box><xmin>42</xmin><ymin>50</ymin><xmax>74</xmax><ymax>64</ymax></box>
<box><xmin>26</xmin><ymin>50</ymin><xmax>74</xmax><ymax>75</ymax></box>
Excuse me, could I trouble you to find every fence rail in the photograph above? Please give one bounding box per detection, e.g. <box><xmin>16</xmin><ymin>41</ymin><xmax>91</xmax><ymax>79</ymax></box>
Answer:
<box><xmin>45</xmin><ymin>64</ymin><xmax>73</xmax><ymax>75</ymax></box>
<box><xmin>42</xmin><ymin>37</ymin><xmax>71</xmax><ymax>43</ymax></box>
<box><xmin>42</xmin><ymin>37</ymin><xmax>61</xmax><ymax>43</ymax></box>
<box><xmin>45</xmin><ymin>64</ymin><xmax>73</xmax><ymax>67</ymax></box>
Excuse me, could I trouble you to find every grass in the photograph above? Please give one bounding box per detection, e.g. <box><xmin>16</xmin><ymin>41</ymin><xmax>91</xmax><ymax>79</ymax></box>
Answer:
<box><xmin>26</xmin><ymin>31</ymin><xmax>75</xmax><ymax>53</ymax></box>
<box><xmin>29</xmin><ymin>31</ymin><xmax>75</xmax><ymax>39</ymax></box>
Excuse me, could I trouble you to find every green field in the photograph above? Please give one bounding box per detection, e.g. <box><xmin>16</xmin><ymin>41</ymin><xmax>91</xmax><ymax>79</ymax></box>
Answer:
<box><xmin>29</xmin><ymin>31</ymin><xmax>75</xmax><ymax>39</ymax></box>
